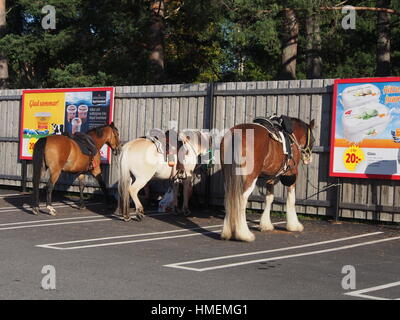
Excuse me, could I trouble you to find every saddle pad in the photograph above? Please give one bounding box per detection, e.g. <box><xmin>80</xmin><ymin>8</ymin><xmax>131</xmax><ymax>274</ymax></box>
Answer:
<box><xmin>253</xmin><ymin>117</ymin><xmax>279</xmax><ymax>136</ymax></box>
<box><xmin>146</xmin><ymin>132</ymin><xmax>184</xmax><ymax>165</ymax></box>
<box><xmin>147</xmin><ymin>136</ymin><xmax>164</xmax><ymax>154</ymax></box>
<box><xmin>72</xmin><ymin>132</ymin><xmax>97</xmax><ymax>156</ymax></box>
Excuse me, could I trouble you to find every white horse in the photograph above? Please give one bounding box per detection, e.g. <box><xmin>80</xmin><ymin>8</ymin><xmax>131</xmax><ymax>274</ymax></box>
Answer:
<box><xmin>118</xmin><ymin>129</ymin><xmax>210</xmax><ymax>221</ymax></box>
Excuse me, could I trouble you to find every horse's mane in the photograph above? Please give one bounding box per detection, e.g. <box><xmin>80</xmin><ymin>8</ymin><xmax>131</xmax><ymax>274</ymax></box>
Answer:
<box><xmin>86</xmin><ymin>124</ymin><xmax>109</xmax><ymax>138</ymax></box>
<box><xmin>290</xmin><ymin>117</ymin><xmax>314</xmax><ymax>147</ymax></box>
<box><xmin>290</xmin><ymin>117</ymin><xmax>305</xmax><ymax>125</ymax></box>
<box><xmin>290</xmin><ymin>117</ymin><xmax>309</xmax><ymax>131</ymax></box>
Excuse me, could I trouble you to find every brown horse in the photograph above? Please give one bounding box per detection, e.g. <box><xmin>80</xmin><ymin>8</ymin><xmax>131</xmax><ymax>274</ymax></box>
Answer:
<box><xmin>31</xmin><ymin>122</ymin><xmax>121</xmax><ymax>216</ymax></box>
<box><xmin>220</xmin><ymin>117</ymin><xmax>315</xmax><ymax>242</ymax></box>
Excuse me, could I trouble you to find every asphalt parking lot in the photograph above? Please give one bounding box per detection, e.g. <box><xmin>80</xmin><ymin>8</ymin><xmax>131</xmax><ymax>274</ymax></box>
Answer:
<box><xmin>0</xmin><ymin>187</ymin><xmax>399</xmax><ymax>301</ymax></box>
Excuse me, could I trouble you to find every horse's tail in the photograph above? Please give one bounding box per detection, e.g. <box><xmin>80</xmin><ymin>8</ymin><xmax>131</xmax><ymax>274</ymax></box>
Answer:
<box><xmin>221</xmin><ymin>131</ymin><xmax>255</xmax><ymax>242</ymax></box>
<box><xmin>32</xmin><ymin>137</ymin><xmax>47</xmax><ymax>212</ymax></box>
<box><xmin>118</xmin><ymin>145</ymin><xmax>132</xmax><ymax>220</ymax></box>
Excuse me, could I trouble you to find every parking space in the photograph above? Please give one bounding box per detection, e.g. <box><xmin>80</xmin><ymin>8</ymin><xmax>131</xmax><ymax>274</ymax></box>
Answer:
<box><xmin>0</xmin><ymin>188</ymin><xmax>399</xmax><ymax>300</ymax></box>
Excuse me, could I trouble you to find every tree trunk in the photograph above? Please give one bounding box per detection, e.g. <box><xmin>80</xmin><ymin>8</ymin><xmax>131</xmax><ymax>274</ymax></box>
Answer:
<box><xmin>148</xmin><ymin>0</ymin><xmax>165</xmax><ymax>84</ymax></box>
<box><xmin>280</xmin><ymin>9</ymin><xmax>299</xmax><ymax>80</ymax></box>
<box><xmin>306</xmin><ymin>13</ymin><xmax>322</xmax><ymax>79</ymax></box>
<box><xmin>376</xmin><ymin>0</ymin><xmax>391</xmax><ymax>76</ymax></box>
<box><xmin>0</xmin><ymin>0</ymin><xmax>8</xmax><ymax>88</ymax></box>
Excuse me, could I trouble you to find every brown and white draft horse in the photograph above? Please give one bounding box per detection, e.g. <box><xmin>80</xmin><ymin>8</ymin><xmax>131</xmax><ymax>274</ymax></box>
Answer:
<box><xmin>31</xmin><ymin>122</ymin><xmax>121</xmax><ymax>216</ymax></box>
<box><xmin>220</xmin><ymin>117</ymin><xmax>315</xmax><ymax>242</ymax></box>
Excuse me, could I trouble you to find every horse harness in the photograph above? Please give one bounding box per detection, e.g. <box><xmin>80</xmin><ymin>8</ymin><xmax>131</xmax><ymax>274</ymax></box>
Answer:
<box><xmin>253</xmin><ymin>116</ymin><xmax>312</xmax><ymax>179</ymax></box>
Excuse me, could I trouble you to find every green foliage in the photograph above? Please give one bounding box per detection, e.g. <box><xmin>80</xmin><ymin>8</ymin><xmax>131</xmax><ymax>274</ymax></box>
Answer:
<box><xmin>0</xmin><ymin>0</ymin><xmax>399</xmax><ymax>88</ymax></box>
<box><xmin>47</xmin><ymin>63</ymin><xmax>108</xmax><ymax>87</ymax></box>
<box><xmin>1</xmin><ymin>0</ymin><xmax>149</xmax><ymax>88</ymax></box>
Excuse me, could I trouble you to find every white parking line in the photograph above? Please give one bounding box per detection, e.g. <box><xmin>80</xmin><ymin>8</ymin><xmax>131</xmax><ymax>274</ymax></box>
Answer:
<box><xmin>164</xmin><ymin>233</ymin><xmax>400</xmax><ymax>272</ymax></box>
<box><xmin>36</xmin><ymin>221</ymin><xmax>286</xmax><ymax>250</ymax></box>
<box><xmin>165</xmin><ymin>232</ymin><xmax>383</xmax><ymax>268</ymax></box>
<box><xmin>38</xmin><ymin>225</ymin><xmax>222</xmax><ymax>250</ymax></box>
<box><xmin>0</xmin><ymin>217</ymin><xmax>112</xmax><ymax>231</ymax></box>
<box><xmin>0</xmin><ymin>201</ymin><xmax>103</xmax><ymax>213</ymax></box>
<box><xmin>0</xmin><ymin>212</ymin><xmax>170</xmax><ymax>231</ymax></box>
<box><xmin>0</xmin><ymin>193</ymin><xmax>30</xmax><ymax>198</ymax></box>
<box><xmin>37</xmin><ymin>224</ymin><xmax>222</xmax><ymax>247</ymax></box>
<box><xmin>0</xmin><ymin>215</ymin><xmax>105</xmax><ymax>226</ymax></box>
<box><xmin>344</xmin><ymin>281</ymin><xmax>400</xmax><ymax>300</ymax></box>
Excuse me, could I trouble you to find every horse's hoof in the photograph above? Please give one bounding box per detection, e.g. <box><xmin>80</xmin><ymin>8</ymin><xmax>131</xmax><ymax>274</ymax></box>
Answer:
<box><xmin>220</xmin><ymin>226</ymin><xmax>232</xmax><ymax>240</ymax></box>
<box><xmin>79</xmin><ymin>204</ymin><xmax>86</xmax><ymax>210</ymax></box>
<box><xmin>135</xmin><ymin>207</ymin><xmax>144</xmax><ymax>221</ymax></box>
<box><xmin>234</xmin><ymin>230</ymin><xmax>256</xmax><ymax>242</ymax></box>
<box><xmin>46</xmin><ymin>205</ymin><xmax>57</xmax><ymax>216</ymax></box>
<box><xmin>286</xmin><ymin>222</ymin><xmax>304</xmax><ymax>232</ymax></box>
<box><xmin>183</xmin><ymin>209</ymin><xmax>191</xmax><ymax>217</ymax></box>
<box><xmin>123</xmin><ymin>215</ymin><xmax>131</xmax><ymax>222</ymax></box>
<box><xmin>135</xmin><ymin>210</ymin><xmax>145</xmax><ymax>221</ymax></box>
<box><xmin>260</xmin><ymin>223</ymin><xmax>275</xmax><ymax>232</ymax></box>
<box><xmin>32</xmin><ymin>207</ymin><xmax>39</xmax><ymax>215</ymax></box>
<box><xmin>174</xmin><ymin>206</ymin><xmax>182</xmax><ymax>215</ymax></box>
<box><xmin>221</xmin><ymin>232</ymin><xmax>232</xmax><ymax>241</ymax></box>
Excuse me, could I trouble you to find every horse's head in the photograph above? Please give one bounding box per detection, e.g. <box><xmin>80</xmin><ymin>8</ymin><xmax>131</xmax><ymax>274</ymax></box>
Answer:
<box><xmin>179</xmin><ymin>130</ymin><xmax>211</xmax><ymax>156</ymax></box>
<box><xmin>106</xmin><ymin>122</ymin><xmax>122</xmax><ymax>156</ymax></box>
<box><xmin>293</xmin><ymin>119</ymin><xmax>315</xmax><ymax>165</ymax></box>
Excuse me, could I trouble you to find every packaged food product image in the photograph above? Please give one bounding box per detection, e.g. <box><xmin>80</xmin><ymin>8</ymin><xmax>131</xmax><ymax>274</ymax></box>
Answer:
<box><xmin>342</xmin><ymin>102</ymin><xmax>391</xmax><ymax>143</ymax></box>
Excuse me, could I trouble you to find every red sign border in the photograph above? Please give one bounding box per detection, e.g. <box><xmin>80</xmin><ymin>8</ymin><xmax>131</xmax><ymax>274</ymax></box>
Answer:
<box><xmin>19</xmin><ymin>87</ymin><xmax>115</xmax><ymax>162</ymax></box>
<box><xmin>329</xmin><ymin>77</ymin><xmax>400</xmax><ymax>180</ymax></box>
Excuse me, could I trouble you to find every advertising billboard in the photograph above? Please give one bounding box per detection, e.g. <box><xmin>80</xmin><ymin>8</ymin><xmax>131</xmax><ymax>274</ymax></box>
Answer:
<box><xmin>330</xmin><ymin>77</ymin><xmax>400</xmax><ymax>180</ymax></box>
<box><xmin>20</xmin><ymin>87</ymin><xmax>114</xmax><ymax>162</ymax></box>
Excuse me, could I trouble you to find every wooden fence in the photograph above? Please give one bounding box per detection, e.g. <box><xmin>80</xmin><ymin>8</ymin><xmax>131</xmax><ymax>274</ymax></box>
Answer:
<box><xmin>0</xmin><ymin>80</ymin><xmax>399</xmax><ymax>223</ymax></box>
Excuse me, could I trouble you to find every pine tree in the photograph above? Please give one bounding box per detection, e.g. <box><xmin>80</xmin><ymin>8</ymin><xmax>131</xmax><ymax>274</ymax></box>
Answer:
<box><xmin>0</xmin><ymin>0</ymin><xmax>8</xmax><ymax>88</ymax></box>
<box><xmin>376</xmin><ymin>0</ymin><xmax>391</xmax><ymax>76</ymax></box>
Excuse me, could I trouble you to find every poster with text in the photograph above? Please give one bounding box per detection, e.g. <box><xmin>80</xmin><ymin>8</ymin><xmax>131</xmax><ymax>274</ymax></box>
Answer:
<box><xmin>20</xmin><ymin>87</ymin><xmax>114</xmax><ymax>162</ymax></box>
<box><xmin>329</xmin><ymin>77</ymin><xmax>400</xmax><ymax>180</ymax></box>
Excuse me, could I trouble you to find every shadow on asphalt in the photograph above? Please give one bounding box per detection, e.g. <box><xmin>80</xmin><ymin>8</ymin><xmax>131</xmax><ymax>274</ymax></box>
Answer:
<box><xmin>2</xmin><ymin>188</ymin><xmax>119</xmax><ymax>219</ymax></box>
<box><xmin>147</xmin><ymin>207</ymin><xmax>225</xmax><ymax>241</ymax></box>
